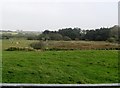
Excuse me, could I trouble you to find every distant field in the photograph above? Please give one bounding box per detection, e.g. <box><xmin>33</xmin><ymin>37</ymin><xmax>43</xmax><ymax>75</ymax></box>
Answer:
<box><xmin>2</xmin><ymin>39</ymin><xmax>36</xmax><ymax>50</ymax></box>
<box><xmin>2</xmin><ymin>50</ymin><xmax>118</xmax><ymax>83</ymax></box>
<box><xmin>2</xmin><ymin>38</ymin><xmax>119</xmax><ymax>50</ymax></box>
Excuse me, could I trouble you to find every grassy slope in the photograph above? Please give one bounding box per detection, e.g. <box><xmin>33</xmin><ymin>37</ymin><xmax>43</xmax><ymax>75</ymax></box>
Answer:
<box><xmin>2</xmin><ymin>50</ymin><xmax>118</xmax><ymax>83</ymax></box>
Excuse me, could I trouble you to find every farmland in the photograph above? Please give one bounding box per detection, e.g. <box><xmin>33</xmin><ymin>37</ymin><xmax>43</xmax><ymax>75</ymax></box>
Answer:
<box><xmin>1</xmin><ymin>38</ymin><xmax>119</xmax><ymax>83</ymax></box>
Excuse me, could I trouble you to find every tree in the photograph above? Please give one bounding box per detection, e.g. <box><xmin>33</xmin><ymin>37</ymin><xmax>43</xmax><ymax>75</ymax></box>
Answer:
<box><xmin>38</xmin><ymin>34</ymin><xmax>50</xmax><ymax>41</ymax></box>
<box><xmin>63</xmin><ymin>36</ymin><xmax>71</xmax><ymax>41</ymax></box>
<box><xmin>43</xmin><ymin>30</ymin><xmax>51</xmax><ymax>34</ymax></box>
<box><xmin>84</xmin><ymin>28</ymin><xmax>110</xmax><ymax>41</ymax></box>
<box><xmin>48</xmin><ymin>33</ymin><xmax>63</xmax><ymax>40</ymax></box>
<box><xmin>58</xmin><ymin>28</ymin><xmax>81</xmax><ymax>40</ymax></box>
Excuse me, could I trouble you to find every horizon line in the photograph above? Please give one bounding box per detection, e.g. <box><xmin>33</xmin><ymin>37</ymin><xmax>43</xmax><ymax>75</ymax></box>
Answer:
<box><xmin>0</xmin><ymin>24</ymin><xmax>118</xmax><ymax>32</ymax></box>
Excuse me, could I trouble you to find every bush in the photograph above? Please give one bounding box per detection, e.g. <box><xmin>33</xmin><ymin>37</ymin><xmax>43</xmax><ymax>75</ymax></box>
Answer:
<box><xmin>49</xmin><ymin>33</ymin><xmax>63</xmax><ymax>40</ymax></box>
<box><xmin>5</xmin><ymin>47</ymin><xmax>34</xmax><ymax>51</ymax></box>
<box><xmin>63</xmin><ymin>36</ymin><xmax>71</xmax><ymax>41</ymax></box>
<box><xmin>5</xmin><ymin>47</ymin><xmax>18</xmax><ymax>51</ymax></box>
<box><xmin>30</xmin><ymin>41</ymin><xmax>46</xmax><ymax>50</ymax></box>
<box><xmin>107</xmin><ymin>37</ymin><xmax>116</xmax><ymax>42</ymax></box>
<box><xmin>27</xmin><ymin>36</ymin><xmax>37</xmax><ymax>40</ymax></box>
<box><xmin>75</xmin><ymin>38</ymin><xmax>79</xmax><ymax>41</ymax></box>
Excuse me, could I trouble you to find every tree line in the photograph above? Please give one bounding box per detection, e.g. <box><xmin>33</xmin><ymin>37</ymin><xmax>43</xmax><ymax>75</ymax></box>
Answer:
<box><xmin>2</xmin><ymin>25</ymin><xmax>119</xmax><ymax>42</ymax></box>
<box><xmin>33</xmin><ymin>25</ymin><xmax>119</xmax><ymax>42</ymax></box>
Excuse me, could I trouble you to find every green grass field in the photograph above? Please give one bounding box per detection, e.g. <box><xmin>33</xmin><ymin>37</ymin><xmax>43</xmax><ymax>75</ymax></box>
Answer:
<box><xmin>1</xmin><ymin>38</ymin><xmax>119</xmax><ymax>83</ymax></box>
<box><xmin>2</xmin><ymin>50</ymin><xmax>118</xmax><ymax>83</ymax></box>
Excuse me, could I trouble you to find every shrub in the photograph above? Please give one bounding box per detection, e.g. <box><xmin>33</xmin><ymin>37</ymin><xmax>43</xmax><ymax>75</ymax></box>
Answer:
<box><xmin>5</xmin><ymin>47</ymin><xmax>34</xmax><ymax>51</ymax></box>
<box><xmin>27</xmin><ymin>36</ymin><xmax>37</xmax><ymax>40</ymax></box>
<box><xmin>75</xmin><ymin>38</ymin><xmax>79</xmax><ymax>41</ymax></box>
<box><xmin>63</xmin><ymin>36</ymin><xmax>71</xmax><ymax>41</ymax></box>
<box><xmin>5</xmin><ymin>47</ymin><xmax>18</xmax><ymax>51</ymax></box>
<box><xmin>107</xmin><ymin>37</ymin><xmax>116</xmax><ymax>42</ymax></box>
<box><xmin>49</xmin><ymin>33</ymin><xmax>63</xmax><ymax>40</ymax></box>
<box><xmin>30</xmin><ymin>41</ymin><xmax>46</xmax><ymax>50</ymax></box>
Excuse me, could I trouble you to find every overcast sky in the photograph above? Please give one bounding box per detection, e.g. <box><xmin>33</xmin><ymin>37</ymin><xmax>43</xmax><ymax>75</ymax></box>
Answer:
<box><xmin>0</xmin><ymin>0</ymin><xmax>119</xmax><ymax>31</ymax></box>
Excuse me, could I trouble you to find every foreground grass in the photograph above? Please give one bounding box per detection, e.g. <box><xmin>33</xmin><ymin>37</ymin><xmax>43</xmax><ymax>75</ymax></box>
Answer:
<box><xmin>2</xmin><ymin>50</ymin><xmax>118</xmax><ymax>83</ymax></box>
